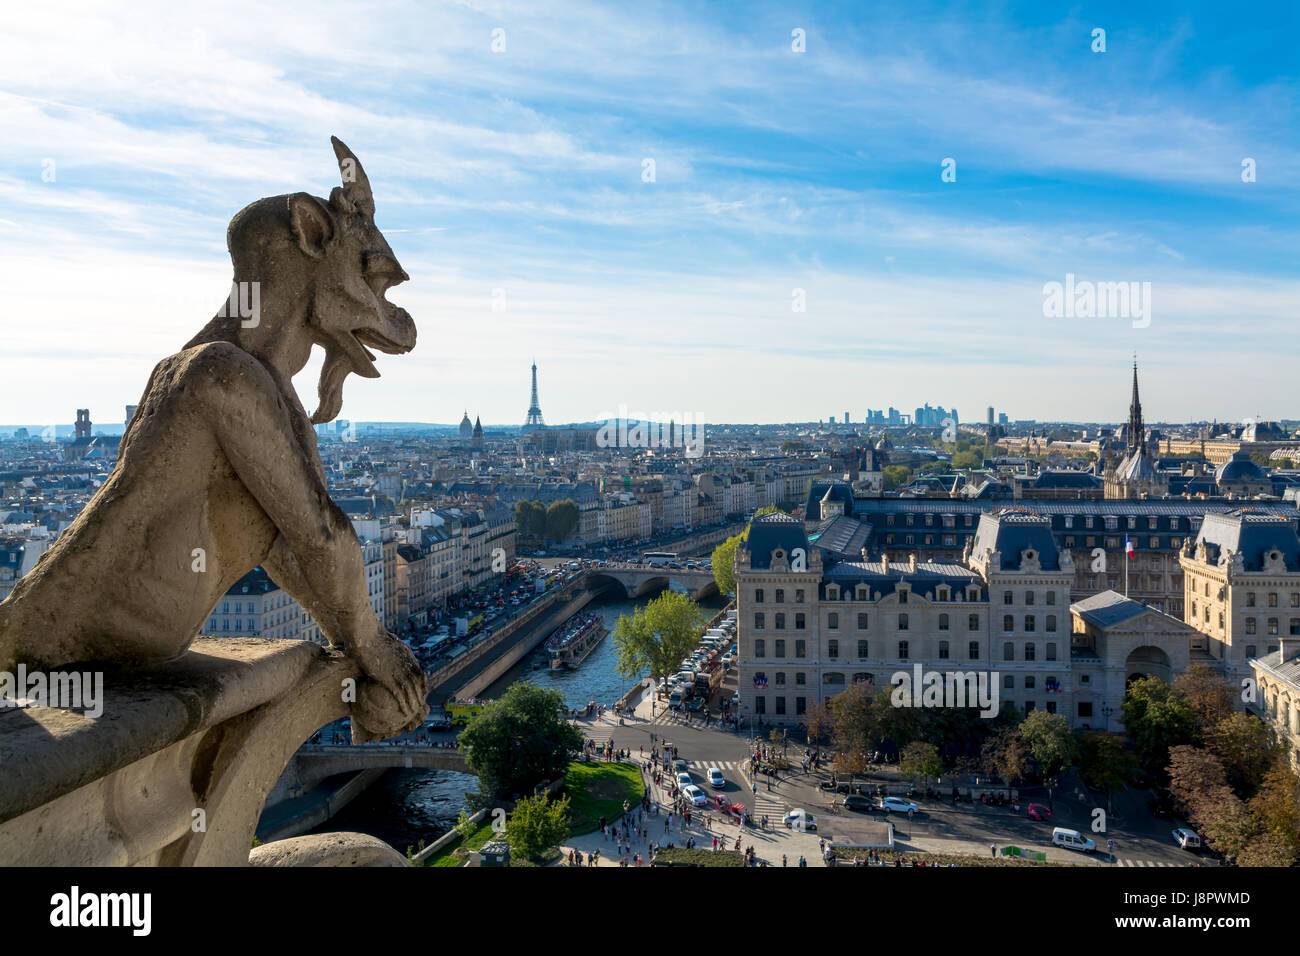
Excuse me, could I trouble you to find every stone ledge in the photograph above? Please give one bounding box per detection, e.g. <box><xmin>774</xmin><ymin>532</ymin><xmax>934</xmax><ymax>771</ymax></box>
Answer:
<box><xmin>0</xmin><ymin>638</ymin><xmax>331</xmax><ymax>824</ymax></box>
<box><xmin>0</xmin><ymin>637</ymin><xmax>364</xmax><ymax>865</ymax></box>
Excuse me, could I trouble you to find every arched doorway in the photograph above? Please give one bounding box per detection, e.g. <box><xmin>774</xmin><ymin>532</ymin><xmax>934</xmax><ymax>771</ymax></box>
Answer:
<box><xmin>1125</xmin><ymin>645</ymin><xmax>1172</xmax><ymax>686</ymax></box>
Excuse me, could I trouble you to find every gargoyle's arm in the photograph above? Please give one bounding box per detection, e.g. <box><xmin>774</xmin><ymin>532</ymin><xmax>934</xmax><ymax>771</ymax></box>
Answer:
<box><xmin>199</xmin><ymin>345</ymin><xmax>378</xmax><ymax>651</ymax></box>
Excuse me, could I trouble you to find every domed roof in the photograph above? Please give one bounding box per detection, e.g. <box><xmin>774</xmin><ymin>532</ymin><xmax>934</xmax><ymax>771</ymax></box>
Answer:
<box><xmin>1216</xmin><ymin>450</ymin><xmax>1267</xmax><ymax>483</ymax></box>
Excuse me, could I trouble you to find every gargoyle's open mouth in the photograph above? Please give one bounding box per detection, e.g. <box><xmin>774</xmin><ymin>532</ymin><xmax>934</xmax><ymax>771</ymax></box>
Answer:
<box><xmin>310</xmin><ymin>303</ymin><xmax>416</xmax><ymax>424</ymax></box>
<box><xmin>333</xmin><ymin>303</ymin><xmax>416</xmax><ymax>380</ymax></box>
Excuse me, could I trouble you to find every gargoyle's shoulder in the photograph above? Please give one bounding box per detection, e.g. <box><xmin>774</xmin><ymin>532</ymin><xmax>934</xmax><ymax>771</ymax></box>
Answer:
<box><xmin>160</xmin><ymin>341</ymin><xmax>276</xmax><ymax>392</ymax></box>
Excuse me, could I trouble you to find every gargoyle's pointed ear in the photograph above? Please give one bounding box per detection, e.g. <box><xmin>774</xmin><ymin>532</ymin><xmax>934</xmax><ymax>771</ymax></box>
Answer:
<box><xmin>289</xmin><ymin>193</ymin><xmax>333</xmax><ymax>259</ymax></box>
<box><xmin>331</xmin><ymin>136</ymin><xmax>373</xmax><ymax>214</ymax></box>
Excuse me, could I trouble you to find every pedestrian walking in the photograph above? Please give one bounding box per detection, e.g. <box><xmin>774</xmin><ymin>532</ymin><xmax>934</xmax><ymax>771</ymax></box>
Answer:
<box><xmin>990</xmin><ymin>844</ymin><xmax>996</xmax><ymax>858</ymax></box>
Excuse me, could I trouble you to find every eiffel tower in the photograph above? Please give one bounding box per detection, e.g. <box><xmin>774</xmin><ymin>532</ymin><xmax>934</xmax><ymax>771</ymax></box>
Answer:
<box><xmin>523</xmin><ymin>360</ymin><xmax>545</xmax><ymax>430</ymax></box>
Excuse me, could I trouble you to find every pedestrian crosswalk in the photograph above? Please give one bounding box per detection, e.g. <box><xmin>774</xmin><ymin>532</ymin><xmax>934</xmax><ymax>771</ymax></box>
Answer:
<box><xmin>1118</xmin><ymin>858</ymin><xmax>1178</xmax><ymax>867</ymax></box>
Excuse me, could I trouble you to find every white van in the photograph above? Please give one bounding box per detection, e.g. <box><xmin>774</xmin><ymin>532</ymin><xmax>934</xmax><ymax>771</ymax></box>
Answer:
<box><xmin>1172</xmin><ymin>828</ymin><xmax>1202</xmax><ymax>850</ymax></box>
<box><xmin>1051</xmin><ymin>828</ymin><xmax>1096</xmax><ymax>853</ymax></box>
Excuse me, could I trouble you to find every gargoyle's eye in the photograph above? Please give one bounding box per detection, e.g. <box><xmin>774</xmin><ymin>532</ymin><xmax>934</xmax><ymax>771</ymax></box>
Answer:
<box><xmin>362</xmin><ymin>251</ymin><xmax>407</xmax><ymax>295</ymax></box>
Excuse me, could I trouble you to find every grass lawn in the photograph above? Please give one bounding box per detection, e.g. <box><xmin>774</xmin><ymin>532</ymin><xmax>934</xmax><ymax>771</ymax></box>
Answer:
<box><xmin>652</xmin><ymin>848</ymin><xmax>744</xmax><ymax>867</ymax></box>
<box><xmin>563</xmin><ymin>760</ymin><xmax>646</xmax><ymax>837</ymax></box>
<box><xmin>830</xmin><ymin>847</ymin><xmax>1065</xmax><ymax>866</ymax></box>
<box><xmin>425</xmin><ymin>819</ymin><xmax>497</xmax><ymax>868</ymax></box>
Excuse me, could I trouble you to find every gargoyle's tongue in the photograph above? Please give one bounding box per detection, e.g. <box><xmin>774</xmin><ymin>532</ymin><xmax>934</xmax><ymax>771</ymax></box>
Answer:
<box><xmin>311</xmin><ymin>347</ymin><xmax>353</xmax><ymax>424</ymax></box>
<box><xmin>310</xmin><ymin>334</ymin><xmax>382</xmax><ymax>424</ymax></box>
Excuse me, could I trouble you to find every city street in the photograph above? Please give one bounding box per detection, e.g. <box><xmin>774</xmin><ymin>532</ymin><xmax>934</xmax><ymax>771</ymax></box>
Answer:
<box><xmin>572</xmin><ymin>679</ymin><xmax>1209</xmax><ymax>868</ymax></box>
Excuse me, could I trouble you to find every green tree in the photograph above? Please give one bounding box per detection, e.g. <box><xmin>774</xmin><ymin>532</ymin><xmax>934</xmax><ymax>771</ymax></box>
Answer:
<box><xmin>545</xmin><ymin>498</ymin><xmax>579</xmax><ymax>542</ymax></box>
<box><xmin>825</xmin><ymin>681</ymin><xmax>884</xmax><ymax>774</ymax></box>
<box><xmin>1077</xmin><ymin>732</ymin><xmax>1138</xmax><ymax>811</ymax></box>
<box><xmin>950</xmin><ymin>449</ymin><xmax>982</xmax><ymax>469</ymax></box>
<box><xmin>899</xmin><ymin>741</ymin><xmax>943</xmax><ymax>784</ymax></box>
<box><xmin>514</xmin><ymin>500</ymin><xmax>535</xmax><ymax>541</ymax></box>
<box><xmin>981</xmin><ymin>726</ymin><xmax>1030</xmax><ymax>798</ymax></box>
<box><xmin>459</xmin><ymin>682</ymin><xmax>583</xmax><ymax>797</ymax></box>
<box><xmin>1019</xmin><ymin>710</ymin><xmax>1079</xmax><ymax>780</ymax></box>
<box><xmin>1121</xmin><ymin>676</ymin><xmax>1199</xmax><ymax>772</ymax></box>
<box><xmin>455</xmin><ymin>808</ymin><xmax>476</xmax><ymax>841</ymax></box>
<box><xmin>711</xmin><ymin>533</ymin><xmax>743</xmax><ymax>597</ymax></box>
<box><xmin>1205</xmin><ymin>712</ymin><xmax>1278</xmax><ymax>795</ymax></box>
<box><xmin>1173</xmin><ymin>662</ymin><xmax>1236</xmax><ymax>728</ymax></box>
<box><xmin>882</xmin><ymin>465</ymin><xmax>912</xmax><ymax>490</ymax></box>
<box><xmin>612</xmin><ymin>590</ymin><xmax>706</xmax><ymax>689</ymax></box>
<box><xmin>505</xmin><ymin>791</ymin><xmax>571</xmax><ymax>863</ymax></box>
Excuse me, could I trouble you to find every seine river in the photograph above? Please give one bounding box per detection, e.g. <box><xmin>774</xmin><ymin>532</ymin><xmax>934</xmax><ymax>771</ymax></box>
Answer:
<box><xmin>312</xmin><ymin>589</ymin><xmax>727</xmax><ymax>854</ymax></box>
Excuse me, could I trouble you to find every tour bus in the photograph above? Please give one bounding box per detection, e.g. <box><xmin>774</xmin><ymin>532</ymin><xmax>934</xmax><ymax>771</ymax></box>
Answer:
<box><xmin>641</xmin><ymin>551</ymin><xmax>678</xmax><ymax>567</ymax></box>
<box><xmin>444</xmin><ymin>700</ymin><xmax>487</xmax><ymax>726</ymax></box>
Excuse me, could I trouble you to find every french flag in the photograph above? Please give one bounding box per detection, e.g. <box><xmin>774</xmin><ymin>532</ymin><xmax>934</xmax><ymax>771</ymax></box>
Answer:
<box><xmin>1125</xmin><ymin>536</ymin><xmax>1135</xmax><ymax>560</ymax></box>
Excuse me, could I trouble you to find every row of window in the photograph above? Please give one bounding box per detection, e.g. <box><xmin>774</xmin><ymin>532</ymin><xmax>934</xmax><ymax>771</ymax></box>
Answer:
<box><xmin>880</xmin><ymin>514</ymin><xmax>1190</xmax><ymax>531</ymax></box>
<box><xmin>751</xmin><ymin>694</ymin><xmax>1062</xmax><ymax>716</ymax></box>
<box><xmin>822</xmin><ymin>585</ymin><xmax>982</xmax><ymax>603</ymax></box>
<box><xmin>1240</xmin><ymin>591</ymin><xmax>1300</xmax><ymax>608</ymax></box>
<box><xmin>750</xmin><ymin>638</ymin><xmax>1060</xmax><ymax>661</ymax></box>
<box><xmin>1002</xmin><ymin>591</ymin><xmax>1057</xmax><ymax>605</ymax></box>
<box><xmin>753</xmin><ymin>611</ymin><xmax>1058</xmax><ymax>633</ymax></box>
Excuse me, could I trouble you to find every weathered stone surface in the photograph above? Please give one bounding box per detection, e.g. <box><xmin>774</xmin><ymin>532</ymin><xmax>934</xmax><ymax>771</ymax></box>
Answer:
<box><xmin>0</xmin><ymin>638</ymin><xmax>364</xmax><ymax>865</ymax></box>
<box><xmin>248</xmin><ymin>832</ymin><xmax>410</xmax><ymax>867</ymax></box>
<box><xmin>0</xmin><ymin>138</ymin><xmax>427</xmax><ymax>743</ymax></box>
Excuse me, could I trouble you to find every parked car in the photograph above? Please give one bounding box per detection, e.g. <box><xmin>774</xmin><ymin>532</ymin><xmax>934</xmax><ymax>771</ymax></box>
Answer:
<box><xmin>842</xmin><ymin>795</ymin><xmax>876</xmax><ymax>813</ymax></box>
<box><xmin>1027</xmin><ymin>802</ymin><xmax>1052</xmax><ymax>822</ymax></box>
<box><xmin>880</xmin><ymin>797</ymin><xmax>920</xmax><ymax>814</ymax></box>
<box><xmin>1052</xmin><ymin>827</ymin><xmax>1097</xmax><ymax>853</ymax></box>
<box><xmin>676</xmin><ymin>772</ymin><xmax>692</xmax><ymax>788</ymax></box>
<box><xmin>707</xmin><ymin>767</ymin><xmax>726</xmax><ymax>789</ymax></box>
<box><xmin>682</xmin><ymin>785</ymin><xmax>707</xmax><ymax>807</ymax></box>
<box><xmin>1172</xmin><ymin>827</ymin><xmax>1202</xmax><ymax>850</ymax></box>
<box><xmin>1149</xmin><ymin>791</ymin><xmax>1176</xmax><ymax>819</ymax></box>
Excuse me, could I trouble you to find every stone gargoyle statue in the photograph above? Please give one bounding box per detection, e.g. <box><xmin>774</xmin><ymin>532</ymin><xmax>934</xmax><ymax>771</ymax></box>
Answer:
<box><xmin>0</xmin><ymin>137</ymin><xmax>429</xmax><ymax>742</ymax></box>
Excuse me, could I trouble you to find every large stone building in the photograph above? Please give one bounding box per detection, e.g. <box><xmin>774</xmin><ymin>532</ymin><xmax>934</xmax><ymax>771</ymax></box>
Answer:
<box><xmin>204</xmin><ymin>566</ymin><xmax>303</xmax><ymax>641</ymax></box>
<box><xmin>733</xmin><ymin>506</ymin><xmax>1268</xmax><ymax>733</ymax></box>
<box><xmin>1182</xmin><ymin>510</ymin><xmax>1300</xmax><ymax>684</ymax></box>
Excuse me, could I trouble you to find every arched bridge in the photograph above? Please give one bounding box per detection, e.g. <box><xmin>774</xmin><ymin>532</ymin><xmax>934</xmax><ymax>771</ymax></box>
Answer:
<box><xmin>292</xmin><ymin>745</ymin><xmax>471</xmax><ymax>789</ymax></box>
<box><xmin>582</xmin><ymin>567</ymin><xmax>718</xmax><ymax>600</ymax></box>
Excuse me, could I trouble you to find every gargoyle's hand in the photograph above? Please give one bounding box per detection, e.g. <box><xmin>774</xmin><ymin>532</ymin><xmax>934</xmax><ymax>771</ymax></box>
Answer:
<box><xmin>347</xmin><ymin>625</ymin><xmax>429</xmax><ymax>743</ymax></box>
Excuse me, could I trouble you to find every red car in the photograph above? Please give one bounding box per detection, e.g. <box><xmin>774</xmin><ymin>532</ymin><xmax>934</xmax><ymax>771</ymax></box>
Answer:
<box><xmin>1027</xmin><ymin>803</ymin><xmax>1052</xmax><ymax>821</ymax></box>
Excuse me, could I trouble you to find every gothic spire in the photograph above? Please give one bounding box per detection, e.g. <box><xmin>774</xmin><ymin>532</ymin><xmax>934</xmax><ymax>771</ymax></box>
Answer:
<box><xmin>1127</xmin><ymin>358</ymin><xmax>1145</xmax><ymax>456</ymax></box>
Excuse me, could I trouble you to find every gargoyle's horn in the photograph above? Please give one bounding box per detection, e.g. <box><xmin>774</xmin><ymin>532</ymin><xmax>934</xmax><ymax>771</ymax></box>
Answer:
<box><xmin>330</xmin><ymin>136</ymin><xmax>373</xmax><ymax>211</ymax></box>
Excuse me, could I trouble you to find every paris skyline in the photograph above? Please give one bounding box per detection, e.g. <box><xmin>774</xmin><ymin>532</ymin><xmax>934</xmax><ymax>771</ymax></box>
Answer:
<box><xmin>1</xmin><ymin>0</ymin><xmax>1296</xmax><ymax>425</ymax></box>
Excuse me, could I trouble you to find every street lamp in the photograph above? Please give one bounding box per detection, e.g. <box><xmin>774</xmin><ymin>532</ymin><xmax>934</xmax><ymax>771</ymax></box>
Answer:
<box><xmin>1101</xmin><ymin>703</ymin><xmax>1113</xmax><ymax>734</ymax></box>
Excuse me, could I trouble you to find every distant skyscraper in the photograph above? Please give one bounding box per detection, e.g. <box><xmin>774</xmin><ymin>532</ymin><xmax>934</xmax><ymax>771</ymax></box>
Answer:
<box><xmin>987</xmin><ymin>406</ymin><xmax>994</xmax><ymax>428</ymax></box>
<box><xmin>523</xmin><ymin>361</ymin><xmax>545</xmax><ymax>430</ymax></box>
<box><xmin>844</xmin><ymin>413</ymin><xmax>850</xmax><ymax>425</ymax></box>
<box><xmin>125</xmin><ymin>404</ymin><xmax>138</xmax><ymax>428</ymax></box>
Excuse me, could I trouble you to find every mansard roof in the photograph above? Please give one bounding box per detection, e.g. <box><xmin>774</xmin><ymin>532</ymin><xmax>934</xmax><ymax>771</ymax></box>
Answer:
<box><xmin>970</xmin><ymin>509</ymin><xmax>1062</xmax><ymax>570</ymax></box>
<box><xmin>1195</xmin><ymin>509</ymin><xmax>1300</xmax><ymax>571</ymax></box>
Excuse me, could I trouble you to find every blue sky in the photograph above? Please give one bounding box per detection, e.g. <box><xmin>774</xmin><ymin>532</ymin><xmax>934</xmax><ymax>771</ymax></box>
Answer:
<box><xmin>1</xmin><ymin>0</ymin><xmax>1296</xmax><ymax>427</ymax></box>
